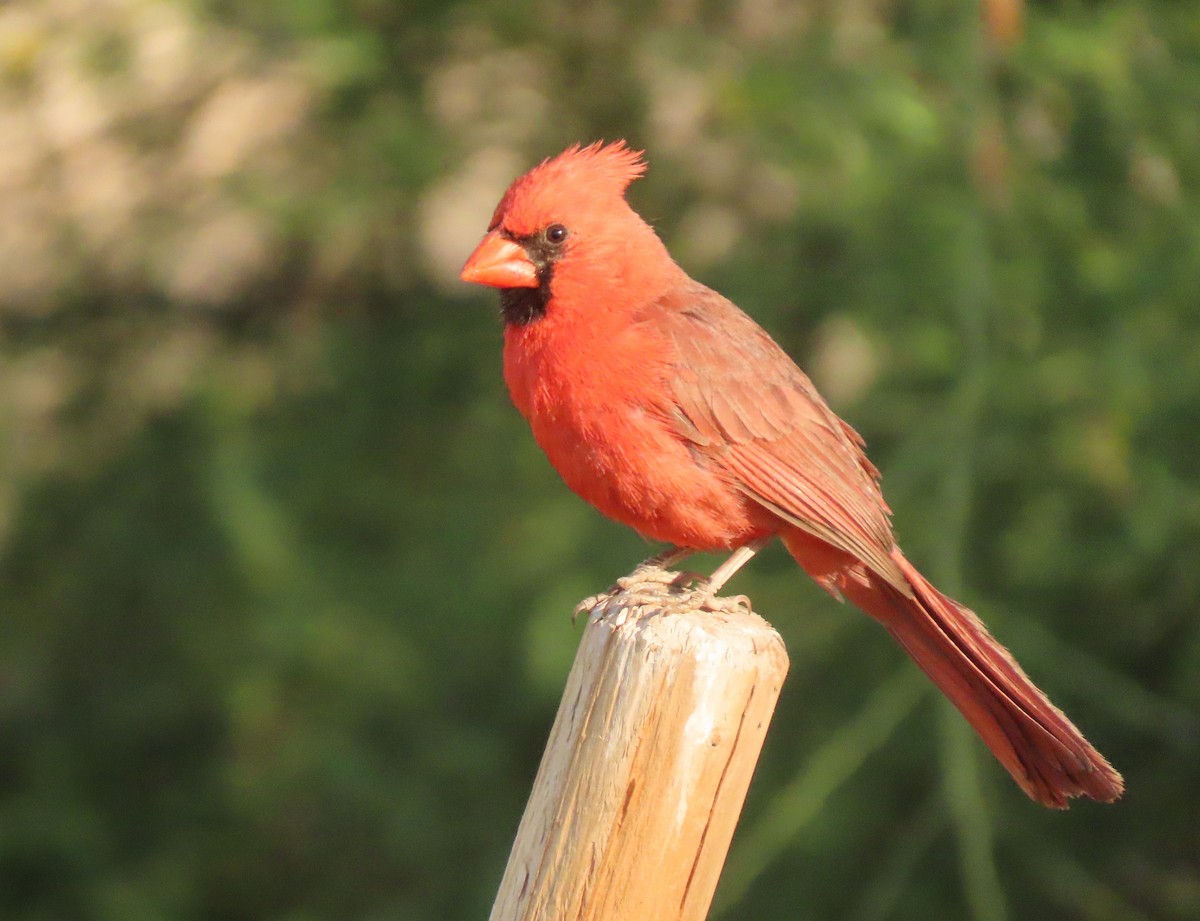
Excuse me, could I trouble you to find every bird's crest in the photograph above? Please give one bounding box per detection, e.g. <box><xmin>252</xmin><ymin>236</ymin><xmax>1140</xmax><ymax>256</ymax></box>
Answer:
<box><xmin>489</xmin><ymin>141</ymin><xmax>647</xmax><ymax>234</ymax></box>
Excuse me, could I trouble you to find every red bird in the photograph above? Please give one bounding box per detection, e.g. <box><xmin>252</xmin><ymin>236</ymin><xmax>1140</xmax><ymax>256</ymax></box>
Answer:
<box><xmin>460</xmin><ymin>141</ymin><xmax>1123</xmax><ymax>808</ymax></box>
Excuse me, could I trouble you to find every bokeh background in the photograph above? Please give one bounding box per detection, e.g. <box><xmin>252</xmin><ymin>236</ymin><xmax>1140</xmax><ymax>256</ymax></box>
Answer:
<box><xmin>2</xmin><ymin>0</ymin><xmax>1198</xmax><ymax>918</ymax></box>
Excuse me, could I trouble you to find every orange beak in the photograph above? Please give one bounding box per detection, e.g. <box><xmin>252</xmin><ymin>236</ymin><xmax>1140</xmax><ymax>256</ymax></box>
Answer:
<box><xmin>460</xmin><ymin>231</ymin><xmax>539</xmax><ymax>289</ymax></box>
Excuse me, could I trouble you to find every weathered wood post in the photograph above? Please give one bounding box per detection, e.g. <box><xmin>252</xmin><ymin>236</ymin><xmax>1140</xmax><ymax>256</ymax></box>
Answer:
<box><xmin>489</xmin><ymin>585</ymin><xmax>789</xmax><ymax>921</ymax></box>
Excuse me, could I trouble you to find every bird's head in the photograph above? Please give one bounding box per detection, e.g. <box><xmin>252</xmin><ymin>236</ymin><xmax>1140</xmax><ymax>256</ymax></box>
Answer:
<box><xmin>460</xmin><ymin>141</ymin><xmax>678</xmax><ymax>327</ymax></box>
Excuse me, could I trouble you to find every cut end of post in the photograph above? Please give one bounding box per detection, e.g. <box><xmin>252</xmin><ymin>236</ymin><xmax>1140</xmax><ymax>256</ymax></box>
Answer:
<box><xmin>490</xmin><ymin>580</ymin><xmax>789</xmax><ymax>921</ymax></box>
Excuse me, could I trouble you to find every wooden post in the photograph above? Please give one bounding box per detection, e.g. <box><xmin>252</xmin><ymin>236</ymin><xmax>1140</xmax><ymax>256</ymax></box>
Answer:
<box><xmin>489</xmin><ymin>586</ymin><xmax>789</xmax><ymax>921</ymax></box>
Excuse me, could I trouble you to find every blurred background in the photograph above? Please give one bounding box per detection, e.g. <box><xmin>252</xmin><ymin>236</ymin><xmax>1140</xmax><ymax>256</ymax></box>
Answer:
<box><xmin>1</xmin><ymin>0</ymin><xmax>1198</xmax><ymax>918</ymax></box>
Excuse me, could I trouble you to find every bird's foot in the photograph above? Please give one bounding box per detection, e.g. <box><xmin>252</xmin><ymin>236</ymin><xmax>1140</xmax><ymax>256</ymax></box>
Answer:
<box><xmin>573</xmin><ymin>564</ymin><xmax>694</xmax><ymax>621</ymax></box>
<box><xmin>693</xmin><ymin>589</ymin><xmax>753</xmax><ymax>617</ymax></box>
<box><xmin>573</xmin><ymin>565</ymin><xmax>751</xmax><ymax>621</ymax></box>
<box><xmin>618</xmin><ymin>562</ymin><xmax>706</xmax><ymax>593</ymax></box>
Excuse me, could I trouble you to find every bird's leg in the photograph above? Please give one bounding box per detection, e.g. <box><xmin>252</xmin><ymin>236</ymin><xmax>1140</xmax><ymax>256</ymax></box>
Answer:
<box><xmin>620</xmin><ymin>546</ymin><xmax>700</xmax><ymax>585</ymax></box>
<box><xmin>642</xmin><ymin>545</ymin><xmax>696</xmax><ymax>570</ymax></box>
<box><xmin>693</xmin><ymin>539</ymin><xmax>768</xmax><ymax>614</ymax></box>
<box><xmin>706</xmin><ymin>540</ymin><xmax>766</xmax><ymax>593</ymax></box>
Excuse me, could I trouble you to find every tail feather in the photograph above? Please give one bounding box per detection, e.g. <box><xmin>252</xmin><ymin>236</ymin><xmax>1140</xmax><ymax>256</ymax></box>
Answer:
<box><xmin>793</xmin><ymin>538</ymin><xmax>1123</xmax><ymax>807</ymax></box>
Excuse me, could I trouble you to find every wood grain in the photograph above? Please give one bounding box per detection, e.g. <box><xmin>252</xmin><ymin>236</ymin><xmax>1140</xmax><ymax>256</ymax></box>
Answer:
<box><xmin>489</xmin><ymin>589</ymin><xmax>789</xmax><ymax>921</ymax></box>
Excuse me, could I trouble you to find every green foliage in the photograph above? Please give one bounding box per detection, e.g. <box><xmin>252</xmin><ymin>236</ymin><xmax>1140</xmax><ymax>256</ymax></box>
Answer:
<box><xmin>2</xmin><ymin>1</ymin><xmax>1199</xmax><ymax>919</ymax></box>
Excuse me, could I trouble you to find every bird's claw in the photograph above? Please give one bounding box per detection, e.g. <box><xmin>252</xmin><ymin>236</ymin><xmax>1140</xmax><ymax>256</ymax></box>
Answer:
<box><xmin>616</xmin><ymin>564</ymin><xmax>705</xmax><ymax>593</ymax></box>
<box><xmin>573</xmin><ymin>564</ymin><xmax>679</xmax><ymax>621</ymax></box>
<box><xmin>572</xmin><ymin>565</ymin><xmax>752</xmax><ymax>622</ymax></box>
<box><xmin>696</xmin><ymin>592</ymin><xmax>752</xmax><ymax>616</ymax></box>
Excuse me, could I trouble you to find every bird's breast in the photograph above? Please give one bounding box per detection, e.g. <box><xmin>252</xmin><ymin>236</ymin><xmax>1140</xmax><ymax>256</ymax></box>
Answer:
<box><xmin>502</xmin><ymin>319</ymin><xmax>768</xmax><ymax>550</ymax></box>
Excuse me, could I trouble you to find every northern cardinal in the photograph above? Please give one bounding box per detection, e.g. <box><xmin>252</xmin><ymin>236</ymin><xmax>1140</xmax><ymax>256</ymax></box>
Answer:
<box><xmin>460</xmin><ymin>141</ymin><xmax>1123</xmax><ymax>808</ymax></box>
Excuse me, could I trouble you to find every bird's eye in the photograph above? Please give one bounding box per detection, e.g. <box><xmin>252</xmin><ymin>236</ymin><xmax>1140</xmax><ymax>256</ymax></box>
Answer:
<box><xmin>545</xmin><ymin>223</ymin><xmax>569</xmax><ymax>245</ymax></box>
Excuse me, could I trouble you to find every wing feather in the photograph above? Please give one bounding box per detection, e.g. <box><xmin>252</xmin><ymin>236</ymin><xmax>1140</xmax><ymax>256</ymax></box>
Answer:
<box><xmin>657</xmin><ymin>281</ymin><xmax>907</xmax><ymax>591</ymax></box>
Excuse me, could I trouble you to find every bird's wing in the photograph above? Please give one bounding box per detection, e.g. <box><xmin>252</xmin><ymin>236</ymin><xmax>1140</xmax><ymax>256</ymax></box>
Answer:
<box><xmin>655</xmin><ymin>280</ymin><xmax>906</xmax><ymax>591</ymax></box>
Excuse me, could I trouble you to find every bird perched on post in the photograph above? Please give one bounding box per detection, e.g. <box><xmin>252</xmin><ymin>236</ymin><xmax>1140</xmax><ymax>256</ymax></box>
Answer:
<box><xmin>460</xmin><ymin>140</ymin><xmax>1123</xmax><ymax>809</ymax></box>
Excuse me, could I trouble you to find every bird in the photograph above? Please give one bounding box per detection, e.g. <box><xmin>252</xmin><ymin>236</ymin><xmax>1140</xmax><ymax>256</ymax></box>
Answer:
<box><xmin>459</xmin><ymin>140</ymin><xmax>1123</xmax><ymax>808</ymax></box>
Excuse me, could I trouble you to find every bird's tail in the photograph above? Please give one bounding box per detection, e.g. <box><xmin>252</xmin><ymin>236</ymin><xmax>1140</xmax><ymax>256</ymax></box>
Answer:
<box><xmin>786</xmin><ymin>537</ymin><xmax>1123</xmax><ymax>807</ymax></box>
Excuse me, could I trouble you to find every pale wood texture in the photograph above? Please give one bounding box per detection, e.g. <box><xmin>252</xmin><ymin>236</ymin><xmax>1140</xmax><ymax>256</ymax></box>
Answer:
<box><xmin>489</xmin><ymin>588</ymin><xmax>789</xmax><ymax>921</ymax></box>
